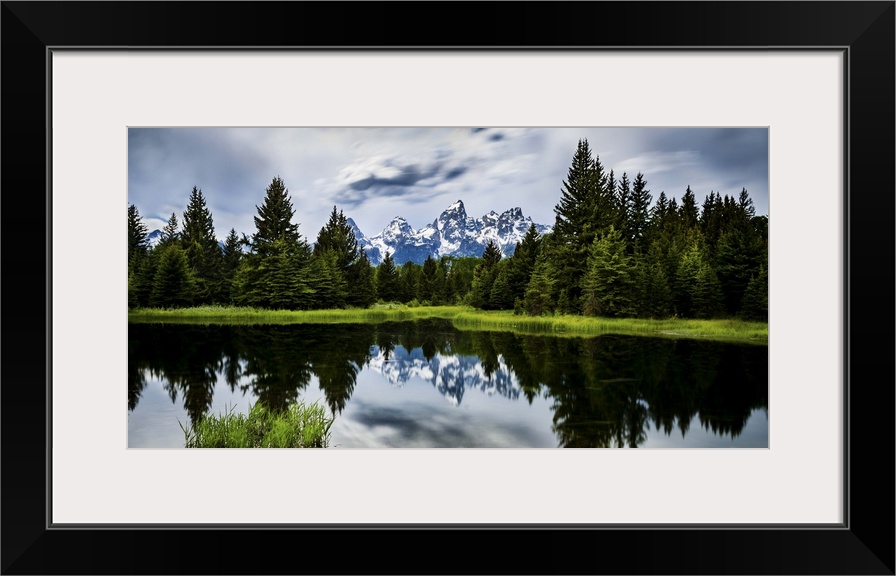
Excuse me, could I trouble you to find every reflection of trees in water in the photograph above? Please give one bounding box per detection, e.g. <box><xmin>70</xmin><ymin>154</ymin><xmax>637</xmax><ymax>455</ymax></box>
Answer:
<box><xmin>220</xmin><ymin>336</ymin><xmax>244</xmax><ymax>392</ymax></box>
<box><xmin>550</xmin><ymin>336</ymin><xmax>766</xmax><ymax>447</ymax></box>
<box><xmin>128</xmin><ymin>338</ymin><xmax>147</xmax><ymax>411</ymax></box>
<box><xmin>129</xmin><ymin>321</ymin><xmax>767</xmax><ymax>447</ymax></box>
<box><xmin>128</xmin><ymin>324</ymin><xmax>226</xmax><ymax>424</ymax></box>
<box><xmin>236</xmin><ymin>326</ymin><xmax>315</xmax><ymax>413</ymax></box>
<box><xmin>310</xmin><ymin>325</ymin><xmax>376</xmax><ymax>415</ymax></box>
<box><xmin>453</xmin><ymin>331</ymin><xmax>767</xmax><ymax>448</ymax></box>
<box><xmin>128</xmin><ymin>323</ymin><xmax>376</xmax><ymax>420</ymax></box>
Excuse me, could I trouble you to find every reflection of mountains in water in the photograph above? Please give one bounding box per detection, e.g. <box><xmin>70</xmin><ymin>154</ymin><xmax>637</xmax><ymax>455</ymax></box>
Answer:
<box><xmin>366</xmin><ymin>345</ymin><xmax>520</xmax><ymax>406</ymax></box>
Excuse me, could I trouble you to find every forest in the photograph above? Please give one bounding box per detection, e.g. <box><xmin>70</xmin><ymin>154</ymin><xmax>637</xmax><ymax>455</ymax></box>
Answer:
<box><xmin>128</xmin><ymin>138</ymin><xmax>768</xmax><ymax>322</ymax></box>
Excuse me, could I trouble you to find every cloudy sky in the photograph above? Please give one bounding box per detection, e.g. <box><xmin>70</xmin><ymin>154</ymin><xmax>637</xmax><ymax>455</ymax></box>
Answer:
<box><xmin>128</xmin><ymin>127</ymin><xmax>768</xmax><ymax>241</ymax></box>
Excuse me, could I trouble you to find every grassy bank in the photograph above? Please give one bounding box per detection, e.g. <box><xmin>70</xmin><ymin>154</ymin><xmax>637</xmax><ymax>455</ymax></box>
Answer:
<box><xmin>180</xmin><ymin>401</ymin><xmax>333</xmax><ymax>448</ymax></box>
<box><xmin>130</xmin><ymin>304</ymin><xmax>767</xmax><ymax>344</ymax></box>
<box><xmin>451</xmin><ymin>310</ymin><xmax>767</xmax><ymax>344</ymax></box>
<box><xmin>129</xmin><ymin>304</ymin><xmax>459</xmax><ymax>325</ymax></box>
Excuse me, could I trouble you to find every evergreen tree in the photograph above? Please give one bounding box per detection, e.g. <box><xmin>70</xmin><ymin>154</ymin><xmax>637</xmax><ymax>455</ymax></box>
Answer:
<box><xmin>131</xmin><ymin>251</ymin><xmax>158</xmax><ymax>308</ymax></box>
<box><xmin>128</xmin><ymin>267</ymin><xmax>138</xmax><ymax>309</ymax></box>
<box><xmin>489</xmin><ymin>261</ymin><xmax>515</xmax><ymax>310</ymax></box>
<box><xmin>136</xmin><ymin>211</ymin><xmax>183</xmax><ymax>307</ymax></box>
<box><xmin>628</xmin><ymin>172</ymin><xmax>652</xmax><ymax>254</ymax></box>
<box><xmin>654</xmin><ymin>191</ymin><xmax>669</xmax><ymax>219</ymax></box>
<box><xmin>637</xmin><ymin>245</ymin><xmax>673</xmax><ymax>318</ymax></box>
<box><xmin>554</xmin><ymin>139</ymin><xmax>599</xmax><ymax>239</ymax></box>
<box><xmin>646</xmin><ymin>191</ymin><xmax>670</xmax><ymax>246</ymax></box>
<box><xmin>738</xmin><ymin>187</ymin><xmax>756</xmax><ymax>219</ymax></box>
<box><xmin>691</xmin><ymin>261</ymin><xmax>725</xmax><ymax>319</ymax></box>
<box><xmin>522</xmin><ymin>251</ymin><xmax>555</xmax><ymax>316</ymax></box>
<box><xmin>220</xmin><ymin>228</ymin><xmax>243</xmax><ymax>304</ymax></box>
<box><xmin>376</xmin><ymin>252</ymin><xmax>401</xmax><ymax>302</ymax></box>
<box><xmin>470</xmin><ymin>240</ymin><xmax>503</xmax><ymax>309</ymax></box>
<box><xmin>680</xmin><ymin>185</ymin><xmax>699</xmax><ymax>230</ymax></box>
<box><xmin>674</xmin><ymin>236</ymin><xmax>723</xmax><ymax>318</ymax></box>
<box><xmin>432</xmin><ymin>259</ymin><xmax>449</xmax><ymax>305</ymax></box>
<box><xmin>667</xmin><ymin>197</ymin><xmax>680</xmax><ymax>231</ymax></box>
<box><xmin>236</xmin><ymin>177</ymin><xmax>314</xmax><ymax>309</ymax></box>
<box><xmin>418</xmin><ymin>255</ymin><xmax>439</xmax><ymax>303</ymax></box>
<box><xmin>346</xmin><ymin>252</ymin><xmax>377</xmax><ymax>308</ymax></box>
<box><xmin>551</xmin><ymin>139</ymin><xmax>613</xmax><ymax>309</ymax></box>
<box><xmin>739</xmin><ymin>264</ymin><xmax>768</xmax><ymax>321</ymax></box>
<box><xmin>150</xmin><ymin>244</ymin><xmax>196</xmax><ymax>308</ymax></box>
<box><xmin>614</xmin><ymin>172</ymin><xmax>631</xmax><ymax>239</ymax></box>
<box><xmin>606</xmin><ymin>169</ymin><xmax>618</xmax><ymax>225</ymax></box>
<box><xmin>128</xmin><ymin>204</ymin><xmax>150</xmax><ymax>309</ymax></box>
<box><xmin>159</xmin><ymin>212</ymin><xmax>180</xmax><ymax>247</ymax></box>
<box><xmin>309</xmin><ymin>249</ymin><xmax>348</xmax><ymax>309</ymax></box>
<box><xmin>444</xmin><ymin>257</ymin><xmax>477</xmax><ymax>304</ymax></box>
<box><xmin>496</xmin><ymin>223</ymin><xmax>542</xmax><ymax>308</ymax></box>
<box><xmin>399</xmin><ymin>261</ymin><xmax>421</xmax><ymax>303</ymax></box>
<box><xmin>128</xmin><ymin>204</ymin><xmax>149</xmax><ymax>264</ymax></box>
<box><xmin>580</xmin><ymin>225</ymin><xmax>635</xmax><ymax>317</ymax></box>
<box><xmin>250</xmin><ymin>176</ymin><xmax>300</xmax><ymax>256</ymax></box>
<box><xmin>181</xmin><ymin>186</ymin><xmax>223</xmax><ymax>304</ymax></box>
<box><xmin>314</xmin><ymin>206</ymin><xmax>360</xmax><ymax>274</ymax></box>
<box><xmin>311</xmin><ymin>207</ymin><xmax>374</xmax><ymax>308</ymax></box>
<box><xmin>716</xmin><ymin>219</ymin><xmax>764</xmax><ymax>315</ymax></box>
<box><xmin>699</xmin><ymin>191</ymin><xmax>723</xmax><ymax>262</ymax></box>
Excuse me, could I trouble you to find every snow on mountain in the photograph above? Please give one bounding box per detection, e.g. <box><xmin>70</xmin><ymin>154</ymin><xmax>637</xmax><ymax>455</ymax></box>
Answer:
<box><xmin>355</xmin><ymin>199</ymin><xmax>552</xmax><ymax>265</ymax></box>
<box><xmin>366</xmin><ymin>344</ymin><xmax>521</xmax><ymax>406</ymax></box>
<box><xmin>146</xmin><ymin>229</ymin><xmax>164</xmax><ymax>248</ymax></box>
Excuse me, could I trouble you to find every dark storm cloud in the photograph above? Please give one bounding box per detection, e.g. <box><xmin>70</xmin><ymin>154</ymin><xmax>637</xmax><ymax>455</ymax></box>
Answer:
<box><xmin>346</xmin><ymin>162</ymin><xmax>439</xmax><ymax>192</ymax></box>
<box><xmin>330</xmin><ymin>150</ymin><xmax>478</xmax><ymax>208</ymax></box>
<box><xmin>444</xmin><ymin>166</ymin><xmax>467</xmax><ymax>180</ymax></box>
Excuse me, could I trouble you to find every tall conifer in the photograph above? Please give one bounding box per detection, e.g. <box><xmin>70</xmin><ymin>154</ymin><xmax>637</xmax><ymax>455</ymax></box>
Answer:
<box><xmin>181</xmin><ymin>186</ymin><xmax>223</xmax><ymax>304</ymax></box>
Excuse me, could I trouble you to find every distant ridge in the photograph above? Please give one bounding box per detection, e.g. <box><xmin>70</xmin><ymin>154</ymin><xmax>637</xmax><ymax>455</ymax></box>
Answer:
<box><xmin>350</xmin><ymin>199</ymin><xmax>552</xmax><ymax>265</ymax></box>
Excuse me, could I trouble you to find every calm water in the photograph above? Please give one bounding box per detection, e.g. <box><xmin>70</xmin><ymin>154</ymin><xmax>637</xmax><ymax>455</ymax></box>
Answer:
<box><xmin>128</xmin><ymin>320</ymin><xmax>768</xmax><ymax>448</ymax></box>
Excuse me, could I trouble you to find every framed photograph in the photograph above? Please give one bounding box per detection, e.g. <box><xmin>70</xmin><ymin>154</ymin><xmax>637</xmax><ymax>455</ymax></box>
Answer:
<box><xmin>3</xmin><ymin>2</ymin><xmax>893</xmax><ymax>574</ymax></box>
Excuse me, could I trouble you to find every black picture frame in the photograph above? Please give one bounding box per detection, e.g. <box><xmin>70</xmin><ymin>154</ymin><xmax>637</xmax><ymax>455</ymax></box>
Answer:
<box><xmin>2</xmin><ymin>2</ymin><xmax>893</xmax><ymax>574</ymax></box>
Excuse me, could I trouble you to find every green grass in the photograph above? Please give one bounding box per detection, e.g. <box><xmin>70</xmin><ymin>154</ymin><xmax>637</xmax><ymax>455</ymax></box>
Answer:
<box><xmin>130</xmin><ymin>304</ymin><xmax>768</xmax><ymax>344</ymax></box>
<box><xmin>451</xmin><ymin>310</ymin><xmax>768</xmax><ymax>345</ymax></box>
<box><xmin>179</xmin><ymin>401</ymin><xmax>334</xmax><ymax>448</ymax></box>
<box><xmin>129</xmin><ymin>303</ymin><xmax>460</xmax><ymax>325</ymax></box>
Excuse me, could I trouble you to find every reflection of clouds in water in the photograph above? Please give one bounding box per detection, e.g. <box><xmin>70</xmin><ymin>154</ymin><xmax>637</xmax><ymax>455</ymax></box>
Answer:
<box><xmin>331</xmin><ymin>400</ymin><xmax>553</xmax><ymax>449</ymax></box>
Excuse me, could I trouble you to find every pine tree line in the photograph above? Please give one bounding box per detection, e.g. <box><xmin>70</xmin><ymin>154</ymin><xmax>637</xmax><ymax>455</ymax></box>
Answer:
<box><xmin>128</xmin><ymin>142</ymin><xmax>767</xmax><ymax>321</ymax></box>
<box><xmin>467</xmin><ymin>138</ymin><xmax>768</xmax><ymax>321</ymax></box>
<box><xmin>128</xmin><ymin>177</ymin><xmax>478</xmax><ymax>310</ymax></box>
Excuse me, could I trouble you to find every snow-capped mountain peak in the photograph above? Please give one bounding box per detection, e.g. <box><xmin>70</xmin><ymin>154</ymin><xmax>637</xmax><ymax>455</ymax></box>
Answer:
<box><xmin>383</xmin><ymin>216</ymin><xmax>413</xmax><ymax>240</ymax></box>
<box><xmin>446</xmin><ymin>199</ymin><xmax>466</xmax><ymax>213</ymax></box>
<box><xmin>355</xmin><ymin>200</ymin><xmax>551</xmax><ymax>265</ymax></box>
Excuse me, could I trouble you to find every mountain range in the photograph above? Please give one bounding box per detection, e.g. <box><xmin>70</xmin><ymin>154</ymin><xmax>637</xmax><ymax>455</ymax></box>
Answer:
<box><xmin>145</xmin><ymin>199</ymin><xmax>552</xmax><ymax>266</ymax></box>
<box><xmin>349</xmin><ymin>199</ymin><xmax>551</xmax><ymax>265</ymax></box>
